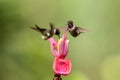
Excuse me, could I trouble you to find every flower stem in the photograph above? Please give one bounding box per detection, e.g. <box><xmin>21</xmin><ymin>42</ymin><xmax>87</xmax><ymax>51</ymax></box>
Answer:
<box><xmin>53</xmin><ymin>74</ymin><xmax>62</xmax><ymax>80</ymax></box>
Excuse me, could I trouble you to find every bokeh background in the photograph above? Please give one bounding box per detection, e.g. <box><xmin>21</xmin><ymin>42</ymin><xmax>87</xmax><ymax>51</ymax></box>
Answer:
<box><xmin>0</xmin><ymin>0</ymin><xmax>120</xmax><ymax>80</ymax></box>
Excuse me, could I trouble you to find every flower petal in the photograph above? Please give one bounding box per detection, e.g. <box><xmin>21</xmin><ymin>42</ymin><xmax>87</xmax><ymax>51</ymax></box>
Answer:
<box><xmin>48</xmin><ymin>38</ymin><xmax>59</xmax><ymax>57</ymax></box>
<box><xmin>53</xmin><ymin>57</ymin><xmax>72</xmax><ymax>76</ymax></box>
<box><xmin>58</xmin><ymin>33</ymin><xmax>69</xmax><ymax>58</ymax></box>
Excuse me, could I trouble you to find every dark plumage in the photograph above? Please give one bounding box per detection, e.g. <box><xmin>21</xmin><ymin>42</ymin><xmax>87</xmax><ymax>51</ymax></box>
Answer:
<box><xmin>67</xmin><ymin>20</ymin><xmax>87</xmax><ymax>37</ymax></box>
<box><xmin>31</xmin><ymin>23</ymin><xmax>60</xmax><ymax>40</ymax></box>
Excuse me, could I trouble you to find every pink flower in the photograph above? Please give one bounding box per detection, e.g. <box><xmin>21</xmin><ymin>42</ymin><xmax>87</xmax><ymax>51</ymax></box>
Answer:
<box><xmin>53</xmin><ymin>57</ymin><xmax>71</xmax><ymax>76</ymax></box>
<box><xmin>48</xmin><ymin>33</ymin><xmax>69</xmax><ymax>59</ymax></box>
<box><xmin>48</xmin><ymin>38</ymin><xmax>58</xmax><ymax>57</ymax></box>
<box><xmin>48</xmin><ymin>32</ymin><xmax>71</xmax><ymax>76</ymax></box>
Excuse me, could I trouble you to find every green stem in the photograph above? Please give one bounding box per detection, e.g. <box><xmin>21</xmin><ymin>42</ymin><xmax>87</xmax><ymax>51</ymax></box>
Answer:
<box><xmin>53</xmin><ymin>74</ymin><xmax>62</xmax><ymax>80</ymax></box>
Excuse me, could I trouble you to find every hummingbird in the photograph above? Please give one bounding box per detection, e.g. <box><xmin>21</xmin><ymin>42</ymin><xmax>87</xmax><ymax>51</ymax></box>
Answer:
<box><xmin>67</xmin><ymin>20</ymin><xmax>87</xmax><ymax>37</ymax></box>
<box><xmin>31</xmin><ymin>23</ymin><xmax>60</xmax><ymax>40</ymax></box>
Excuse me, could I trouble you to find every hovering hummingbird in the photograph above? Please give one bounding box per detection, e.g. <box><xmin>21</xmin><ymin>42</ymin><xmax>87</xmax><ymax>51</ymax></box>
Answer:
<box><xmin>31</xmin><ymin>23</ymin><xmax>60</xmax><ymax>40</ymax></box>
<box><xmin>31</xmin><ymin>20</ymin><xmax>87</xmax><ymax>40</ymax></box>
<box><xmin>67</xmin><ymin>20</ymin><xmax>87</xmax><ymax>37</ymax></box>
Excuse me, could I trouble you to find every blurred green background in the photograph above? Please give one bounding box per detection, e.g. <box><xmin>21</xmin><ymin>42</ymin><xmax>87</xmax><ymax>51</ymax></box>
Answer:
<box><xmin>0</xmin><ymin>0</ymin><xmax>120</xmax><ymax>80</ymax></box>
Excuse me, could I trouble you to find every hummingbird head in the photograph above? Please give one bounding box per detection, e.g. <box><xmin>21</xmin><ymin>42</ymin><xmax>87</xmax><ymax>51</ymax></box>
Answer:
<box><xmin>67</xmin><ymin>20</ymin><xmax>74</xmax><ymax>29</ymax></box>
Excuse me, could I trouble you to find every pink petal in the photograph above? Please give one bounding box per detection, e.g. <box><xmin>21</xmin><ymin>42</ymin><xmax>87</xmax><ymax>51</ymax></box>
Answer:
<box><xmin>58</xmin><ymin>33</ymin><xmax>69</xmax><ymax>58</ymax></box>
<box><xmin>53</xmin><ymin>57</ymin><xmax>72</xmax><ymax>76</ymax></box>
<box><xmin>48</xmin><ymin>38</ymin><xmax>59</xmax><ymax>57</ymax></box>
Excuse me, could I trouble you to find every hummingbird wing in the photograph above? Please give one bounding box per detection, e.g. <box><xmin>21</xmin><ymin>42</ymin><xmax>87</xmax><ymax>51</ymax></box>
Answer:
<box><xmin>31</xmin><ymin>24</ymin><xmax>47</xmax><ymax>33</ymax></box>
<box><xmin>49</xmin><ymin>23</ymin><xmax>54</xmax><ymax>30</ymax></box>
<box><xmin>76</xmin><ymin>27</ymin><xmax>87</xmax><ymax>33</ymax></box>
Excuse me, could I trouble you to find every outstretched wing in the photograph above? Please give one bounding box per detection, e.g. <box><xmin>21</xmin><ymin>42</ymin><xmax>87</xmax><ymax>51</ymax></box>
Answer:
<box><xmin>76</xmin><ymin>27</ymin><xmax>87</xmax><ymax>33</ymax></box>
<box><xmin>30</xmin><ymin>24</ymin><xmax>47</xmax><ymax>33</ymax></box>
